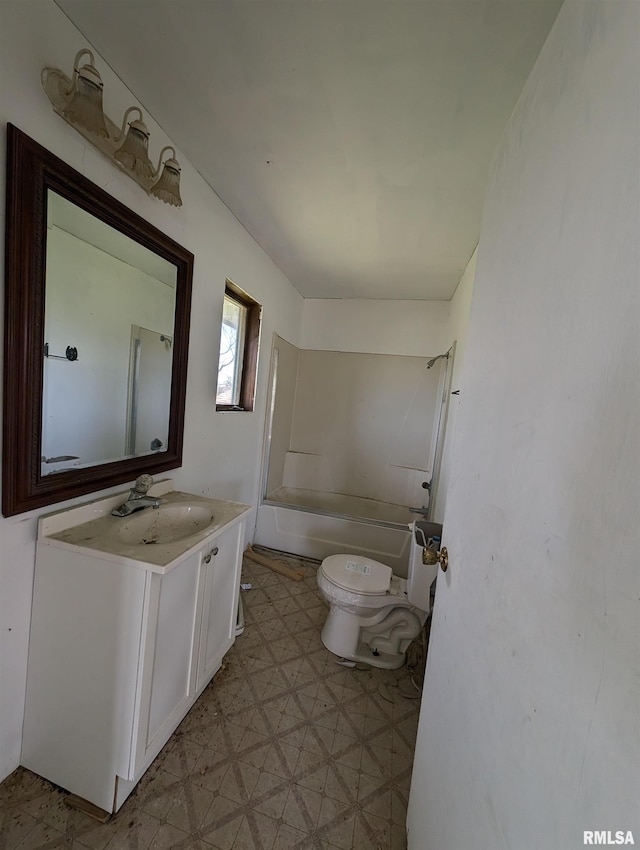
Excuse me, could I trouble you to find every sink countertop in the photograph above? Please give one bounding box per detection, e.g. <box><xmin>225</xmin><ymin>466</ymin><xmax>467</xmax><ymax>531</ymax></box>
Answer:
<box><xmin>40</xmin><ymin>485</ymin><xmax>252</xmax><ymax>573</ymax></box>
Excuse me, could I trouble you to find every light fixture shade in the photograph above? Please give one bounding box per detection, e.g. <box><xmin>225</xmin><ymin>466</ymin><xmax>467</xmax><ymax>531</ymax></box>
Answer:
<box><xmin>62</xmin><ymin>50</ymin><xmax>108</xmax><ymax>138</ymax></box>
<box><xmin>150</xmin><ymin>155</ymin><xmax>182</xmax><ymax>207</ymax></box>
<box><xmin>114</xmin><ymin>109</ymin><xmax>155</xmax><ymax>180</ymax></box>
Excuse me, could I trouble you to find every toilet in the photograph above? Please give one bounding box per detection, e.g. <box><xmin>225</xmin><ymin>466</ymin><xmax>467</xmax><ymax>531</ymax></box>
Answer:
<box><xmin>316</xmin><ymin>522</ymin><xmax>440</xmax><ymax>669</ymax></box>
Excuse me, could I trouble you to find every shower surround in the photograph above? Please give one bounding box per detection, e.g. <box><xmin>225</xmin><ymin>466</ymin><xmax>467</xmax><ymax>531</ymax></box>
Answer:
<box><xmin>255</xmin><ymin>336</ymin><xmax>447</xmax><ymax>576</ymax></box>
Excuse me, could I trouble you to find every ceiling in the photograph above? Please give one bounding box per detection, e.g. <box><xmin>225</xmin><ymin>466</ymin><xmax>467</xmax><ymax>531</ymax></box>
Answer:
<box><xmin>56</xmin><ymin>0</ymin><xmax>562</xmax><ymax>301</ymax></box>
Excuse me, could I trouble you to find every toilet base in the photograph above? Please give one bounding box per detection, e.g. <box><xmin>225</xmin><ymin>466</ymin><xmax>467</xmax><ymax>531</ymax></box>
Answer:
<box><xmin>353</xmin><ymin>641</ymin><xmax>408</xmax><ymax>670</ymax></box>
<box><xmin>320</xmin><ymin>604</ymin><xmax>424</xmax><ymax>670</ymax></box>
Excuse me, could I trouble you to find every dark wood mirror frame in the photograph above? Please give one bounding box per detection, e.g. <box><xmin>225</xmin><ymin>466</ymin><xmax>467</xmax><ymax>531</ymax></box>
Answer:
<box><xmin>3</xmin><ymin>124</ymin><xmax>194</xmax><ymax>517</ymax></box>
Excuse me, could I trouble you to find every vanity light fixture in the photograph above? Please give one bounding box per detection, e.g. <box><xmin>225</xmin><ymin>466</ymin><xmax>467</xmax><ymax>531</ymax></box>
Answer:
<box><xmin>61</xmin><ymin>50</ymin><xmax>109</xmax><ymax>138</ymax></box>
<box><xmin>42</xmin><ymin>50</ymin><xmax>183</xmax><ymax>206</ymax></box>
<box><xmin>150</xmin><ymin>147</ymin><xmax>182</xmax><ymax>207</ymax></box>
<box><xmin>114</xmin><ymin>107</ymin><xmax>155</xmax><ymax>180</ymax></box>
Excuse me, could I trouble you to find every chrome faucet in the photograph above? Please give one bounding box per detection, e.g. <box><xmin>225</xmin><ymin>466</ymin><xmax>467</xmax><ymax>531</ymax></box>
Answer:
<box><xmin>111</xmin><ymin>474</ymin><xmax>163</xmax><ymax>517</ymax></box>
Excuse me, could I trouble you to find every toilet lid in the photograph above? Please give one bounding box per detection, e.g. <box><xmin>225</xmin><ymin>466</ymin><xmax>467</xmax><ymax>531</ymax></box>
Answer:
<box><xmin>321</xmin><ymin>554</ymin><xmax>392</xmax><ymax>595</ymax></box>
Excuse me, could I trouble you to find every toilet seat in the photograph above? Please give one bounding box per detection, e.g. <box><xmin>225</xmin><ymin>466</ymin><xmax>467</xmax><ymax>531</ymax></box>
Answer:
<box><xmin>320</xmin><ymin>554</ymin><xmax>392</xmax><ymax>596</ymax></box>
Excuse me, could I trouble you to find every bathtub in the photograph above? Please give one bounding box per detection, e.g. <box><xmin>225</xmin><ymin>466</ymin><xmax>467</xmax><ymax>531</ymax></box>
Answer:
<box><xmin>253</xmin><ymin>486</ymin><xmax>419</xmax><ymax>577</ymax></box>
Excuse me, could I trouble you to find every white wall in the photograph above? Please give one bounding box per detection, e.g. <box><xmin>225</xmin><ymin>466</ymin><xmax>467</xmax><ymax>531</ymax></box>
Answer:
<box><xmin>0</xmin><ymin>1</ymin><xmax>303</xmax><ymax>781</ymax></box>
<box><xmin>301</xmin><ymin>298</ymin><xmax>451</xmax><ymax>357</ymax></box>
<box><xmin>408</xmin><ymin>3</ymin><xmax>640</xmax><ymax>848</ymax></box>
<box><xmin>445</xmin><ymin>247</ymin><xmax>476</xmax><ymax>396</ymax></box>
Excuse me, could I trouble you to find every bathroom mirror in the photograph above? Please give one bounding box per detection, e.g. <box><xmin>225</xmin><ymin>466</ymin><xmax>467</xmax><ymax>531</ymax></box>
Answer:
<box><xmin>3</xmin><ymin>125</ymin><xmax>194</xmax><ymax>516</ymax></box>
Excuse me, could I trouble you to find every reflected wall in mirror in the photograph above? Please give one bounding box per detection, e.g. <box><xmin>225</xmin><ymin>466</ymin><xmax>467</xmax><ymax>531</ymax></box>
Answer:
<box><xmin>3</xmin><ymin>125</ymin><xmax>194</xmax><ymax>516</ymax></box>
<box><xmin>43</xmin><ymin>191</ymin><xmax>176</xmax><ymax>475</ymax></box>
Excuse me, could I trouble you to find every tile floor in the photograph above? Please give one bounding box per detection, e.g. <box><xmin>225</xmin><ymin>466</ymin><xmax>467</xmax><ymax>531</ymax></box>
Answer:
<box><xmin>0</xmin><ymin>549</ymin><xmax>427</xmax><ymax>850</ymax></box>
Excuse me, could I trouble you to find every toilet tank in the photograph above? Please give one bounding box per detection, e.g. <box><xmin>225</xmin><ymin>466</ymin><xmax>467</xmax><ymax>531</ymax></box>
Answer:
<box><xmin>406</xmin><ymin>521</ymin><xmax>441</xmax><ymax>610</ymax></box>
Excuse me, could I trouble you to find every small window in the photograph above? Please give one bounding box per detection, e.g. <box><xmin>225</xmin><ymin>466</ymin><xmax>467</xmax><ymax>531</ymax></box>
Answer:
<box><xmin>216</xmin><ymin>281</ymin><xmax>261</xmax><ymax>411</ymax></box>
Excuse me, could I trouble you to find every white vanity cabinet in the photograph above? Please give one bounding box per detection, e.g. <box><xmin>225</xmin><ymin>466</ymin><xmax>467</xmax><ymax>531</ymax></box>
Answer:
<box><xmin>21</xmin><ymin>486</ymin><xmax>251</xmax><ymax>815</ymax></box>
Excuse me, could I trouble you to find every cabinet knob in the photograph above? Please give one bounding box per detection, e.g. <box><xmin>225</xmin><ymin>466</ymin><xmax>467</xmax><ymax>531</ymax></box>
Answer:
<box><xmin>211</xmin><ymin>546</ymin><xmax>219</xmax><ymax>557</ymax></box>
<box><xmin>204</xmin><ymin>546</ymin><xmax>219</xmax><ymax>564</ymax></box>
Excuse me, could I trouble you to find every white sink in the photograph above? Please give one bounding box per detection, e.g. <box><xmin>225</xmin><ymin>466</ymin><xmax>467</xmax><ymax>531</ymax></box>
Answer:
<box><xmin>117</xmin><ymin>503</ymin><xmax>215</xmax><ymax>545</ymax></box>
<box><xmin>42</xmin><ymin>484</ymin><xmax>252</xmax><ymax>572</ymax></box>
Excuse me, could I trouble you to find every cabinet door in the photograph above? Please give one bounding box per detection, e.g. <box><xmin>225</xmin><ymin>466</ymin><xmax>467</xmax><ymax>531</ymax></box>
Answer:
<box><xmin>23</xmin><ymin>546</ymin><xmax>148</xmax><ymax>813</ymax></box>
<box><xmin>132</xmin><ymin>552</ymin><xmax>200</xmax><ymax>776</ymax></box>
<box><xmin>196</xmin><ymin>521</ymin><xmax>244</xmax><ymax>693</ymax></box>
